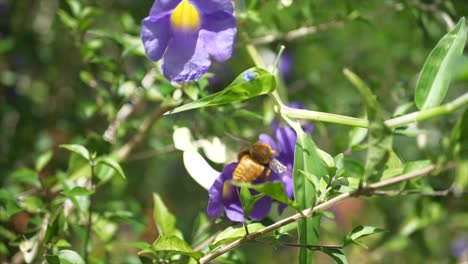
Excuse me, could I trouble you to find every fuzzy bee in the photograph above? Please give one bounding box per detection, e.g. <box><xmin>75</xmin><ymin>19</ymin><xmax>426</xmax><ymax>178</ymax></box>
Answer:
<box><xmin>233</xmin><ymin>142</ymin><xmax>288</xmax><ymax>183</ymax></box>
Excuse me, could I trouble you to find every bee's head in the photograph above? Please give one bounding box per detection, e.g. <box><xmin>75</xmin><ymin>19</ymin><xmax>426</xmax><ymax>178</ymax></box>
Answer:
<box><xmin>250</xmin><ymin>142</ymin><xmax>278</xmax><ymax>165</ymax></box>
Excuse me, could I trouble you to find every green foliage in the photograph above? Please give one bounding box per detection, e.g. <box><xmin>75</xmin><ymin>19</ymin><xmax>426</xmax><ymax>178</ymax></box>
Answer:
<box><xmin>415</xmin><ymin>17</ymin><xmax>467</xmax><ymax>110</ymax></box>
<box><xmin>165</xmin><ymin>67</ymin><xmax>276</xmax><ymax>114</ymax></box>
<box><xmin>289</xmin><ymin>122</ymin><xmax>328</xmax><ymax>264</ymax></box>
<box><xmin>1</xmin><ymin>1</ymin><xmax>467</xmax><ymax>264</ymax></box>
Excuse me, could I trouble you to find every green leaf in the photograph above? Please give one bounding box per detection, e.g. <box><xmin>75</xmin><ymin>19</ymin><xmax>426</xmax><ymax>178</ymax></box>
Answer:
<box><xmin>238</xmin><ymin>186</ymin><xmax>265</xmax><ymax>217</ymax></box>
<box><xmin>234</xmin><ymin>181</ymin><xmax>299</xmax><ymax>211</ymax></box>
<box><xmin>9</xmin><ymin>168</ymin><xmax>41</xmax><ymax>188</ymax></box>
<box><xmin>96</xmin><ymin>156</ymin><xmax>126</xmax><ymax>180</ymax></box>
<box><xmin>45</xmin><ymin>255</ymin><xmax>60</xmax><ymax>264</ymax></box>
<box><xmin>287</xmin><ymin>120</ymin><xmax>328</xmax><ymax>264</ymax></box>
<box><xmin>153</xmin><ymin>193</ymin><xmax>183</xmax><ymax>239</ymax></box>
<box><xmin>343</xmin><ymin>69</ymin><xmax>392</xmax><ymax>183</ymax></box>
<box><xmin>320</xmin><ymin>248</ymin><xmax>349</xmax><ymax>264</ymax></box>
<box><xmin>141</xmin><ymin>235</ymin><xmax>203</xmax><ymax>260</ymax></box>
<box><xmin>60</xmin><ymin>144</ymin><xmax>90</xmax><ymax>161</ymax></box>
<box><xmin>165</xmin><ymin>67</ymin><xmax>275</xmax><ymax>114</ymax></box>
<box><xmin>35</xmin><ymin>150</ymin><xmax>53</xmax><ymax>172</ymax></box>
<box><xmin>344</xmin><ymin>225</ymin><xmax>386</xmax><ymax>248</ymax></box>
<box><xmin>415</xmin><ymin>17</ymin><xmax>467</xmax><ymax>110</ymax></box>
<box><xmin>64</xmin><ymin>186</ymin><xmax>94</xmax><ymax>197</ymax></box>
<box><xmin>211</xmin><ymin>223</ymin><xmax>265</xmax><ymax>249</ymax></box>
<box><xmin>57</xmin><ymin>249</ymin><xmax>85</xmax><ymax>264</ymax></box>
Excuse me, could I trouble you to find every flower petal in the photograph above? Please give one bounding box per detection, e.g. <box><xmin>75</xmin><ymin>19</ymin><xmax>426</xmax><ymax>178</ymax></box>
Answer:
<box><xmin>249</xmin><ymin>196</ymin><xmax>272</xmax><ymax>220</ymax></box>
<box><xmin>225</xmin><ymin>202</ymin><xmax>244</xmax><ymax>222</ymax></box>
<box><xmin>207</xmin><ymin>173</ymin><xmax>225</xmax><ymax>219</ymax></box>
<box><xmin>199</xmin><ymin>12</ymin><xmax>236</xmax><ymax>62</ymax></box>
<box><xmin>275</xmin><ymin>126</ymin><xmax>297</xmax><ymax>166</ymax></box>
<box><xmin>162</xmin><ymin>31</ymin><xmax>211</xmax><ymax>82</ymax></box>
<box><xmin>191</xmin><ymin>0</ymin><xmax>234</xmax><ymax>15</ymax></box>
<box><xmin>149</xmin><ymin>0</ymin><xmax>181</xmax><ymax>15</ymax></box>
<box><xmin>141</xmin><ymin>14</ymin><xmax>172</xmax><ymax>61</ymax></box>
<box><xmin>207</xmin><ymin>163</ymin><xmax>236</xmax><ymax>219</ymax></box>
<box><xmin>258</xmin><ymin>133</ymin><xmax>278</xmax><ymax>152</ymax></box>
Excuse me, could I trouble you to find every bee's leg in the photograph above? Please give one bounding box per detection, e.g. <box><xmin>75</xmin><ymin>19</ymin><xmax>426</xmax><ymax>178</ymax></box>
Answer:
<box><xmin>260</xmin><ymin>168</ymin><xmax>271</xmax><ymax>181</ymax></box>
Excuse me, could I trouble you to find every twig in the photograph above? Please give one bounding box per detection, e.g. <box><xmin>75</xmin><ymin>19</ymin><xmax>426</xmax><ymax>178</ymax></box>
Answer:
<box><xmin>368</xmin><ymin>189</ymin><xmax>468</xmax><ymax>197</ymax></box>
<box><xmin>251</xmin><ymin>21</ymin><xmax>344</xmax><ymax>45</ymax></box>
<box><xmin>117</xmin><ymin>105</ymin><xmax>172</xmax><ymax>162</ymax></box>
<box><xmin>199</xmin><ymin>165</ymin><xmax>439</xmax><ymax>263</ymax></box>
<box><xmin>84</xmin><ymin>158</ymin><xmax>96</xmax><ymax>263</ymax></box>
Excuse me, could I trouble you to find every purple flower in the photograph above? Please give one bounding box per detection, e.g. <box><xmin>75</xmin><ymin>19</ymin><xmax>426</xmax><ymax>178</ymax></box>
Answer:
<box><xmin>141</xmin><ymin>0</ymin><xmax>237</xmax><ymax>83</ymax></box>
<box><xmin>207</xmin><ymin>126</ymin><xmax>296</xmax><ymax>222</ymax></box>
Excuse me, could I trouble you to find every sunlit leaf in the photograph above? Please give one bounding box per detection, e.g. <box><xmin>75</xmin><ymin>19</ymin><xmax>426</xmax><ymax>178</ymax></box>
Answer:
<box><xmin>35</xmin><ymin>150</ymin><xmax>53</xmax><ymax>172</ymax></box>
<box><xmin>140</xmin><ymin>235</ymin><xmax>203</xmax><ymax>260</ymax></box>
<box><xmin>58</xmin><ymin>249</ymin><xmax>85</xmax><ymax>264</ymax></box>
<box><xmin>165</xmin><ymin>67</ymin><xmax>275</xmax><ymax>115</ymax></box>
<box><xmin>415</xmin><ymin>17</ymin><xmax>467</xmax><ymax>110</ymax></box>
<box><xmin>210</xmin><ymin>223</ymin><xmax>265</xmax><ymax>249</ymax></box>
<box><xmin>234</xmin><ymin>181</ymin><xmax>299</xmax><ymax>211</ymax></box>
<box><xmin>96</xmin><ymin>156</ymin><xmax>126</xmax><ymax>180</ymax></box>
<box><xmin>344</xmin><ymin>225</ymin><xmax>386</xmax><ymax>248</ymax></box>
<box><xmin>60</xmin><ymin>144</ymin><xmax>90</xmax><ymax>161</ymax></box>
<box><xmin>153</xmin><ymin>193</ymin><xmax>183</xmax><ymax>239</ymax></box>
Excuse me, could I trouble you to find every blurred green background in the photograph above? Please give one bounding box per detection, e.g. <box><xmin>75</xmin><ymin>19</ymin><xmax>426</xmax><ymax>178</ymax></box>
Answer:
<box><xmin>1</xmin><ymin>0</ymin><xmax>467</xmax><ymax>263</ymax></box>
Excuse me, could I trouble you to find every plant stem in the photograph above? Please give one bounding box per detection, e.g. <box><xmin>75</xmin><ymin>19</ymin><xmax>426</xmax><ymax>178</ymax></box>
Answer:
<box><xmin>84</xmin><ymin>158</ymin><xmax>96</xmax><ymax>263</ymax></box>
<box><xmin>385</xmin><ymin>92</ymin><xmax>468</xmax><ymax>128</ymax></box>
<box><xmin>280</xmin><ymin>92</ymin><xmax>468</xmax><ymax>128</ymax></box>
<box><xmin>199</xmin><ymin>164</ymin><xmax>439</xmax><ymax>263</ymax></box>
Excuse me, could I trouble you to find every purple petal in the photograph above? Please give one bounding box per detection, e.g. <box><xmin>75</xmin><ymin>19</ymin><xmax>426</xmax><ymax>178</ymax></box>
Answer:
<box><xmin>199</xmin><ymin>12</ymin><xmax>236</xmax><ymax>62</ymax></box>
<box><xmin>207</xmin><ymin>162</ymin><xmax>237</xmax><ymax>218</ymax></box>
<box><xmin>207</xmin><ymin>174</ymin><xmax>225</xmax><ymax>219</ymax></box>
<box><xmin>191</xmin><ymin>0</ymin><xmax>234</xmax><ymax>15</ymax></box>
<box><xmin>248</xmin><ymin>196</ymin><xmax>272</xmax><ymax>220</ymax></box>
<box><xmin>225</xmin><ymin>201</ymin><xmax>244</xmax><ymax>222</ymax></box>
<box><xmin>275</xmin><ymin>126</ymin><xmax>297</xmax><ymax>165</ymax></box>
<box><xmin>258</xmin><ymin>133</ymin><xmax>278</xmax><ymax>152</ymax></box>
<box><xmin>149</xmin><ymin>0</ymin><xmax>181</xmax><ymax>15</ymax></box>
<box><xmin>162</xmin><ymin>31</ymin><xmax>211</xmax><ymax>82</ymax></box>
<box><xmin>141</xmin><ymin>14</ymin><xmax>172</xmax><ymax>61</ymax></box>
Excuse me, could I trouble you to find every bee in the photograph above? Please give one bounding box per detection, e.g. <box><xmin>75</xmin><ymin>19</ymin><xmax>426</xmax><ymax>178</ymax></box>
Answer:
<box><xmin>233</xmin><ymin>142</ymin><xmax>288</xmax><ymax>183</ymax></box>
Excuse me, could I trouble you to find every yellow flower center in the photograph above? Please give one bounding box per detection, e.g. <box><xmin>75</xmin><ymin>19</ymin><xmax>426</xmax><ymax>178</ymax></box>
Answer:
<box><xmin>222</xmin><ymin>182</ymin><xmax>232</xmax><ymax>199</ymax></box>
<box><xmin>171</xmin><ymin>0</ymin><xmax>201</xmax><ymax>30</ymax></box>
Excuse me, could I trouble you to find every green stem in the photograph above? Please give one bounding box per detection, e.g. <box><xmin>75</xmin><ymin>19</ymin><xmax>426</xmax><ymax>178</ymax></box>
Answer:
<box><xmin>385</xmin><ymin>92</ymin><xmax>468</xmax><ymax>128</ymax></box>
<box><xmin>281</xmin><ymin>106</ymin><xmax>369</xmax><ymax>127</ymax></box>
<box><xmin>84</xmin><ymin>158</ymin><xmax>96</xmax><ymax>263</ymax></box>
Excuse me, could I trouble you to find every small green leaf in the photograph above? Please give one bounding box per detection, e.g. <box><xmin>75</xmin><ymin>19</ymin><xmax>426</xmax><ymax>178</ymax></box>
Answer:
<box><xmin>344</xmin><ymin>225</ymin><xmax>386</xmax><ymax>248</ymax></box>
<box><xmin>96</xmin><ymin>156</ymin><xmax>126</xmax><ymax>180</ymax></box>
<box><xmin>140</xmin><ymin>235</ymin><xmax>203</xmax><ymax>260</ymax></box>
<box><xmin>153</xmin><ymin>193</ymin><xmax>183</xmax><ymax>239</ymax></box>
<box><xmin>234</xmin><ymin>181</ymin><xmax>298</xmax><ymax>211</ymax></box>
<box><xmin>343</xmin><ymin>69</ymin><xmax>392</xmax><ymax>183</ymax></box>
<box><xmin>415</xmin><ymin>17</ymin><xmax>467</xmax><ymax>110</ymax></box>
<box><xmin>60</xmin><ymin>144</ymin><xmax>90</xmax><ymax>161</ymax></box>
<box><xmin>57</xmin><ymin>249</ymin><xmax>85</xmax><ymax>264</ymax></box>
<box><xmin>64</xmin><ymin>187</ymin><xmax>94</xmax><ymax>197</ymax></box>
<box><xmin>319</xmin><ymin>248</ymin><xmax>349</xmax><ymax>264</ymax></box>
<box><xmin>35</xmin><ymin>150</ymin><xmax>53</xmax><ymax>172</ymax></box>
<box><xmin>211</xmin><ymin>223</ymin><xmax>265</xmax><ymax>249</ymax></box>
<box><xmin>238</xmin><ymin>186</ymin><xmax>264</xmax><ymax>217</ymax></box>
<box><xmin>165</xmin><ymin>67</ymin><xmax>275</xmax><ymax>114</ymax></box>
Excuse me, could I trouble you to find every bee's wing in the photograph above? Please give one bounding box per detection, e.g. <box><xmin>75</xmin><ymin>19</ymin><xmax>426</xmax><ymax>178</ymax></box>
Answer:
<box><xmin>269</xmin><ymin>158</ymin><xmax>289</xmax><ymax>175</ymax></box>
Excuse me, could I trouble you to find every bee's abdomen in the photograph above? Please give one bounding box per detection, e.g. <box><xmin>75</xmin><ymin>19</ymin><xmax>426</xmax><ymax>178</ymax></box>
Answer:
<box><xmin>233</xmin><ymin>155</ymin><xmax>265</xmax><ymax>182</ymax></box>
